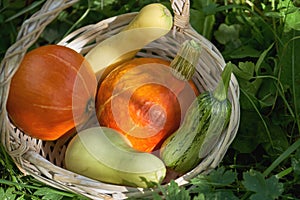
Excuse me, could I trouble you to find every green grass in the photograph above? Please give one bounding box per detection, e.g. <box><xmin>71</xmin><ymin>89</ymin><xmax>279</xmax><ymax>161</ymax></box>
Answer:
<box><xmin>1</xmin><ymin>0</ymin><xmax>300</xmax><ymax>199</ymax></box>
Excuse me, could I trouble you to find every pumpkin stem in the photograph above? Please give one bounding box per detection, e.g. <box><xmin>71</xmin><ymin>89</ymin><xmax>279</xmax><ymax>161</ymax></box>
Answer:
<box><xmin>170</xmin><ymin>39</ymin><xmax>202</xmax><ymax>80</ymax></box>
<box><xmin>212</xmin><ymin>62</ymin><xmax>233</xmax><ymax>101</ymax></box>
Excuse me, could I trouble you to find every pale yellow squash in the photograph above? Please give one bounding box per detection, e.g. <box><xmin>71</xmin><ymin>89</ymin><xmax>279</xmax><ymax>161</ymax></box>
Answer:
<box><xmin>85</xmin><ymin>3</ymin><xmax>173</xmax><ymax>78</ymax></box>
<box><xmin>65</xmin><ymin>127</ymin><xmax>166</xmax><ymax>188</ymax></box>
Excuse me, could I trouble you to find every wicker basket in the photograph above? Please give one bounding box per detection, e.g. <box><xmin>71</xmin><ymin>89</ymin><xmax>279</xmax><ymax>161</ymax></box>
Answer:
<box><xmin>0</xmin><ymin>0</ymin><xmax>240</xmax><ymax>199</ymax></box>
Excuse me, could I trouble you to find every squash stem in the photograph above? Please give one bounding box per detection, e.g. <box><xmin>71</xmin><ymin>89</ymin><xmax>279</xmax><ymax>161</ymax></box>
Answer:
<box><xmin>212</xmin><ymin>62</ymin><xmax>233</xmax><ymax>101</ymax></box>
<box><xmin>170</xmin><ymin>40</ymin><xmax>202</xmax><ymax>80</ymax></box>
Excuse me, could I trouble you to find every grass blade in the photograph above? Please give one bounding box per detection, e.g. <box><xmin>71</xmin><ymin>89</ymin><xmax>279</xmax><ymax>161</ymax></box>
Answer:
<box><xmin>263</xmin><ymin>138</ymin><xmax>300</xmax><ymax>177</ymax></box>
<box><xmin>4</xmin><ymin>0</ymin><xmax>46</xmax><ymax>22</ymax></box>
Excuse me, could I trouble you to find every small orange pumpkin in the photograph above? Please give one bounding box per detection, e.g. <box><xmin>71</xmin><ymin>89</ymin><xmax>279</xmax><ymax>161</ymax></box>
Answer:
<box><xmin>7</xmin><ymin>45</ymin><xmax>97</xmax><ymax>140</ymax></box>
<box><xmin>96</xmin><ymin>57</ymin><xmax>198</xmax><ymax>152</ymax></box>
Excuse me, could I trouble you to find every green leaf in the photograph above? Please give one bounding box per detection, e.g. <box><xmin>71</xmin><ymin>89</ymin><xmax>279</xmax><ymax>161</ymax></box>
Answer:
<box><xmin>256</xmin><ymin>78</ymin><xmax>277</xmax><ymax>108</ymax></box>
<box><xmin>205</xmin><ymin>191</ymin><xmax>239</xmax><ymax>200</ymax></box>
<box><xmin>192</xmin><ymin>193</ymin><xmax>205</xmax><ymax>200</ymax></box>
<box><xmin>163</xmin><ymin>180</ymin><xmax>190</xmax><ymax>200</ymax></box>
<box><xmin>231</xmin><ymin>111</ymin><xmax>262</xmax><ymax>153</ymax></box>
<box><xmin>242</xmin><ymin>170</ymin><xmax>284</xmax><ymax>200</ymax></box>
<box><xmin>238</xmin><ymin>83</ymin><xmax>262</xmax><ymax>110</ymax></box>
<box><xmin>232</xmin><ymin>61</ymin><xmax>255</xmax><ymax>81</ymax></box>
<box><xmin>284</xmin><ymin>9</ymin><xmax>300</xmax><ymax>32</ymax></box>
<box><xmin>2</xmin><ymin>187</ymin><xmax>17</xmax><ymax>200</ymax></box>
<box><xmin>152</xmin><ymin>192</ymin><xmax>163</xmax><ymax>200</ymax></box>
<box><xmin>277</xmin><ymin>0</ymin><xmax>300</xmax><ymax>32</ymax></box>
<box><xmin>260</xmin><ymin>121</ymin><xmax>289</xmax><ymax>156</ymax></box>
<box><xmin>278</xmin><ymin>30</ymin><xmax>300</xmax><ymax>131</ymax></box>
<box><xmin>224</xmin><ymin>45</ymin><xmax>261</xmax><ymax>59</ymax></box>
<box><xmin>214</xmin><ymin>23</ymin><xmax>240</xmax><ymax>45</ymax></box>
<box><xmin>242</xmin><ymin>170</ymin><xmax>264</xmax><ymax>192</ymax></box>
<box><xmin>190</xmin><ymin>9</ymin><xmax>215</xmax><ymax>40</ymax></box>
<box><xmin>189</xmin><ymin>175</ymin><xmax>212</xmax><ymax>194</ymax></box>
<box><xmin>264</xmin><ymin>11</ymin><xmax>283</xmax><ymax>18</ymax></box>
<box><xmin>1</xmin><ymin>0</ymin><xmax>10</xmax><ymax>8</ymax></box>
<box><xmin>16</xmin><ymin>194</ymin><xmax>25</xmax><ymax>200</ymax></box>
<box><xmin>33</xmin><ymin>187</ymin><xmax>64</xmax><ymax>200</ymax></box>
<box><xmin>255</xmin><ymin>43</ymin><xmax>274</xmax><ymax>73</ymax></box>
<box><xmin>190</xmin><ymin>0</ymin><xmax>217</xmax><ymax>39</ymax></box>
<box><xmin>0</xmin><ymin>188</ymin><xmax>5</xmax><ymax>199</ymax></box>
<box><xmin>206</xmin><ymin>167</ymin><xmax>237</xmax><ymax>186</ymax></box>
<box><xmin>232</xmin><ymin>61</ymin><xmax>264</xmax><ymax>109</ymax></box>
<box><xmin>190</xmin><ymin>167</ymin><xmax>237</xmax><ymax>197</ymax></box>
<box><xmin>232</xmin><ymin>108</ymin><xmax>289</xmax><ymax>156</ymax></box>
<box><xmin>292</xmin><ymin>148</ymin><xmax>300</xmax><ymax>176</ymax></box>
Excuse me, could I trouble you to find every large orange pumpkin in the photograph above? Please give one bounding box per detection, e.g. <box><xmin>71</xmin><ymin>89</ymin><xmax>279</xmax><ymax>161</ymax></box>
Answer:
<box><xmin>7</xmin><ymin>45</ymin><xmax>97</xmax><ymax>140</ymax></box>
<box><xmin>96</xmin><ymin>57</ymin><xmax>198</xmax><ymax>152</ymax></box>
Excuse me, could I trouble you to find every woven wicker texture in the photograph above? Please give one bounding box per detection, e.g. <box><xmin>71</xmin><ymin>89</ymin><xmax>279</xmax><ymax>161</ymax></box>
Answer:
<box><xmin>0</xmin><ymin>0</ymin><xmax>240</xmax><ymax>199</ymax></box>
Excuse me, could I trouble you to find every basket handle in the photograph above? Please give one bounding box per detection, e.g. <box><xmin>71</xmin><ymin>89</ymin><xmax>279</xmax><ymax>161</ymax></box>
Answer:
<box><xmin>171</xmin><ymin>0</ymin><xmax>190</xmax><ymax>30</ymax></box>
<box><xmin>0</xmin><ymin>0</ymin><xmax>190</xmax><ymax>85</ymax></box>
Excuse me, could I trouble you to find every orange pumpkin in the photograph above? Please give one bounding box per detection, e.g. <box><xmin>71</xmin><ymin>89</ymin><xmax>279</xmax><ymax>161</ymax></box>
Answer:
<box><xmin>7</xmin><ymin>45</ymin><xmax>97</xmax><ymax>140</ymax></box>
<box><xmin>96</xmin><ymin>57</ymin><xmax>198</xmax><ymax>152</ymax></box>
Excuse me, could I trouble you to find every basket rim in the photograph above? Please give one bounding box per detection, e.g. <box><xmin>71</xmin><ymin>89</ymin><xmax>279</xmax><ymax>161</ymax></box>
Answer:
<box><xmin>0</xmin><ymin>0</ymin><xmax>240</xmax><ymax>199</ymax></box>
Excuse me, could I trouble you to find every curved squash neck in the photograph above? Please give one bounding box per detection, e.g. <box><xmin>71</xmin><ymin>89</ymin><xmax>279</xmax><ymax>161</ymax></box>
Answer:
<box><xmin>212</xmin><ymin>62</ymin><xmax>233</xmax><ymax>101</ymax></box>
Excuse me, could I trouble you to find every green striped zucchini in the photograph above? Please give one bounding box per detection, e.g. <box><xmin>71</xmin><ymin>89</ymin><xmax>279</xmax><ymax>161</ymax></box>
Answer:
<box><xmin>160</xmin><ymin>63</ymin><xmax>233</xmax><ymax>174</ymax></box>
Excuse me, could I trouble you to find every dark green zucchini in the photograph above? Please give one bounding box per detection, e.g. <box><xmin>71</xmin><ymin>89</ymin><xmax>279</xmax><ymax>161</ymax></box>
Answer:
<box><xmin>160</xmin><ymin>62</ymin><xmax>233</xmax><ymax>174</ymax></box>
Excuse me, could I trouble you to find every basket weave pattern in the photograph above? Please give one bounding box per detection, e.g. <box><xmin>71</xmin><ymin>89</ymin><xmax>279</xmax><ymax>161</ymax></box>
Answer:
<box><xmin>0</xmin><ymin>0</ymin><xmax>240</xmax><ymax>199</ymax></box>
